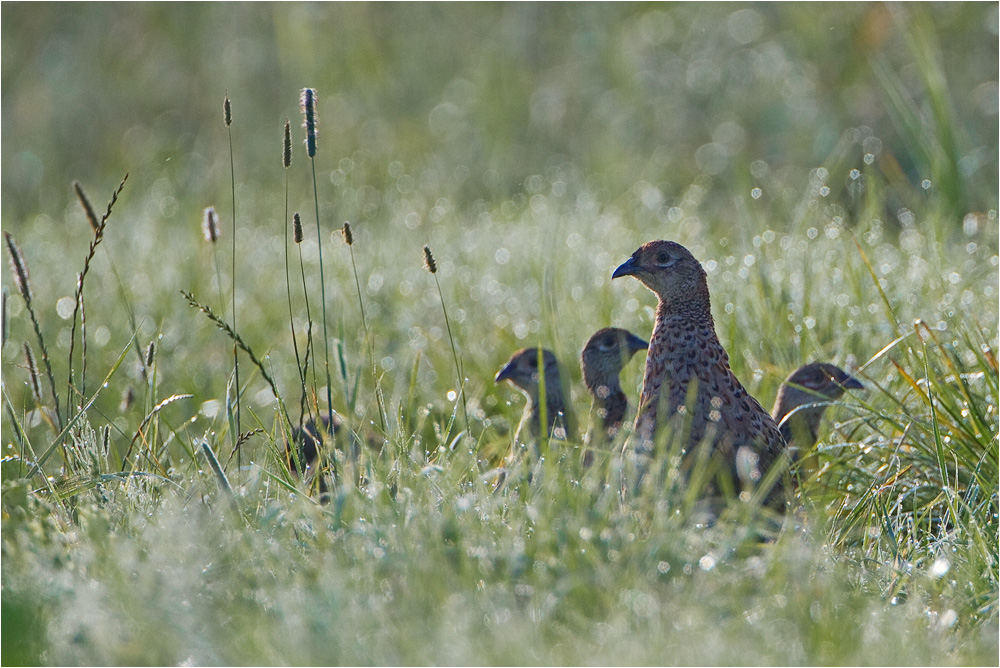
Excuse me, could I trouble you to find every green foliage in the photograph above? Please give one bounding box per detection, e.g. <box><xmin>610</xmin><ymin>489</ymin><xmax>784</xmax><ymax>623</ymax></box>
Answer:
<box><xmin>2</xmin><ymin>3</ymin><xmax>997</xmax><ymax>664</ymax></box>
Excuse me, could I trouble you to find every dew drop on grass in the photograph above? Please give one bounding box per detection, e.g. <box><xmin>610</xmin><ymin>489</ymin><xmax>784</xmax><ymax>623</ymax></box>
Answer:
<box><xmin>930</xmin><ymin>558</ymin><xmax>950</xmax><ymax>577</ymax></box>
<box><xmin>751</xmin><ymin>187</ymin><xmax>762</xmax><ymax>199</ymax></box>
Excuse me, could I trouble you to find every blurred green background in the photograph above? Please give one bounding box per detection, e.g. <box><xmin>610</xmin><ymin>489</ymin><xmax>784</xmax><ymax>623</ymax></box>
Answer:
<box><xmin>3</xmin><ymin>2</ymin><xmax>996</xmax><ymax>223</ymax></box>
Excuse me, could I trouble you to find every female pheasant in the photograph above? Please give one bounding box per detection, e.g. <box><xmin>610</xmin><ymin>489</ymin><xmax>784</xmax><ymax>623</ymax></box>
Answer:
<box><xmin>612</xmin><ymin>240</ymin><xmax>786</xmax><ymax>504</ymax></box>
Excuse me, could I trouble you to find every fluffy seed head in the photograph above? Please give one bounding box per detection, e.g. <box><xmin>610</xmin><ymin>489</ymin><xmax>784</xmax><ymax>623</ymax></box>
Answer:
<box><xmin>74</xmin><ymin>182</ymin><xmax>100</xmax><ymax>233</ymax></box>
<box><xmin>4</xmin><ymin>232</ymin><xmax>32</xmax><ymax>303</ymax></box>
<box><xmin>300</xmin><ymin>88</ymin><xmax>317</xmax><ymax>157</ymax></box>
<box><xmin>224</xmin><ymin>93</ymin><xmax>232</xmax><ymax>127</ymax></box>
<box><xmin>202</xmin><ymin>207</ymin><xmax>221</xmax><ymax>243</ymax></box>
<box><xmin>342</xmin><ymin>222</ymin><xmax>354</xmax><ymax>245</ymax></box>
<box><xmin>293</xmin><ymin>213</ymin><xmax>303</xmax><ymax>243</ymax></box>
<box><xmin>283</xmin><ymin>119</ymin><xmax>292</xmax><ymax>168</ymax></box>
<box><xmin>423</xmin><ymin>245</ymin><xmax>437</xmax><ymax>273</ymax></box>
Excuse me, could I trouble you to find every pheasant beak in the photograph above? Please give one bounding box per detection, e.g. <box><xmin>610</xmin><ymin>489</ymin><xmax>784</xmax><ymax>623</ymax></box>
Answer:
<box><xmin>841</xmin><ymin>375</ymin><xmax>864</xmax><ymax>391</ymax></box>
<box><xmin>626</xmin><ymin>332</ymin><xmax>649</xmax><ymax>354</ymax></box>
<box><xmin>495</xmin><ymin>362</ymin><xmax>516</xmax><ymax>384</ymax></box>
<box><xmin>612</xmin><ymin>256</ymin><xmax>638</xmax><ymax>279</ymax></box>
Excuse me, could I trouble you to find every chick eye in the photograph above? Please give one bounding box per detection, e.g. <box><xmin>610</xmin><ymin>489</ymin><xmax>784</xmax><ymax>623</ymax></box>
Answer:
<box><xmin>656</xmin><ymin>251</ymin><xmax>671</xmax><ymax>264</ymax></box>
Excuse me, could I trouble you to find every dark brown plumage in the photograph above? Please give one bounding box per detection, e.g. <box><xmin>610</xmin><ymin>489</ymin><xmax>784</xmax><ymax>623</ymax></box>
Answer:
<box><xmin>495</xmin><ymin>347</ymin><xmax>571</xmax><ymax>441</ymax></box>
<box><xmin>284</xmin><ymin>413</ymin><xmax>341</xmax><ymax>501</ymax></box>
<box><xmin>613</xmin><ymin>240</ymin><xmax>786</xmax><ymax>504</ymax></box>
<box><xmin>287</xmin><ymin>413</ymin><xmax>340</xmax><ymax>474</ymax></box>
<box><xmin>581</xmin><ymin>327</ymin><xmax>648</xmax><ymax>440</ymax></box>
<box><xmin>772</xmin><ymin>362</ymin><xmax>863</xmax><ymax>455</ymax></box>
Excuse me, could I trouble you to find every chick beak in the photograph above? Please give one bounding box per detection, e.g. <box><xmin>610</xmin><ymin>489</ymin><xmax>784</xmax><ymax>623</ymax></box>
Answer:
<box><xmin>495</xmin><ymin>362</ymin><xmax>516</xmax><ymax>384</ymax></box>
<box><xmin>626</xmin><ymin>333</ymin><xmax>649</xmax><ymax>355</ymax></box>
<box><xmin>841</xmin><ymin>375</ymin><xmax>865</xmax><ymax>391</ymax></box>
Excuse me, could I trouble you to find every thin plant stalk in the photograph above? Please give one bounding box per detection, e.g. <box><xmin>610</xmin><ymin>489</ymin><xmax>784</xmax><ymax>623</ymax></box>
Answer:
<box><xmin>282</xmin><ymin>121</ymin><xmax>308</xmax><ymax>428</ymax></box>
<box><xmin>343</xmin><ymin>222</ymin><xmax>386</xmax><ymax>432</ymax></box>
<box><xmin>293</xmin><ymin>212</ymin><xmax>318</xmax><ymax>422</ymax></box>
<box><xmin>66</xmin><ymin>176</ymin><xmax>127</xmax><ymax>417</ymax></box>
<box><xmin>301</xmin><ymin>88</ymin><xmax>336</xmax><ymax>457</ymax></box>
<box><xmin>423</xmin><ymin>245</ymin><xmax>470</xmax><ymax>435</ymax></box>
<box><xmin>224</xmin><ymin>92</ymin><xmax>242</xmax><ymax>468</ymax></box>
<box><xmin>5</xmin><ymin>231</ymin><xmax>63</xmax><ymax>432</ymax></box>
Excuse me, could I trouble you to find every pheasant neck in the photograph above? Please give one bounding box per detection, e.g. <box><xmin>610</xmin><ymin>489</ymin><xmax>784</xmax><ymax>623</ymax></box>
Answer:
<box><xmin>597</xmin><ymin>387</ymin><xmax>629</xmax><ymax>429</ymax></box>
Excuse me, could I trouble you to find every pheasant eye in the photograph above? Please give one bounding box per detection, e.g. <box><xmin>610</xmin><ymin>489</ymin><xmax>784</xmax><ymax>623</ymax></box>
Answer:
<box><xmin>656</xmin><ymin>252</ymin><xmax>670</xmax><ymax>264</ymax></box>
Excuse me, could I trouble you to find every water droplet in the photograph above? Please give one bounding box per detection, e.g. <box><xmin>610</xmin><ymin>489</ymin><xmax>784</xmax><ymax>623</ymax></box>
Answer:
<box><xmin>56</xmin><ymin>296</ymin><xmax>75</xmax><ymax>320</ymax></box>
<box><xmin>930</xmin><ymin>558</ymin><xmax>950</xmax><ymax>577</ymax></box>
<box><xmin>863</xmin><ymin>153</ymin><xmax>875</xmax><ymax>165</ymax></box>
<box><xmin>750</xmin><ymin>187</ymin><xmax>762</xmax><ymax>199</ymax></box>
<box><xmin>921</xmin><ymin>179</ymin><xmax>932</xmax><ymax>190</ymax></box>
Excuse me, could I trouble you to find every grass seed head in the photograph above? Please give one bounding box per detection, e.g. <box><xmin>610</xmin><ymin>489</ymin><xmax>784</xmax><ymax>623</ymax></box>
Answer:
<box><xmin>224</xmin><ymin>92</ymin><xmax>232</xmax><ymax>127</ymax></box>
<box><xmin>145</xmin><ymin>341</ymin><xmax>156</xmax><ymax>368</ymax></box>
<box><xmin>202</xmin><ymin>207</ymin><xmax>221</xmax><ymax>243</ymax></box>
<box><xmin>293</xmin><ymin>212</ymin><xmax>303</xmax><ymax>243</ymax></box>
<box><xmin>300</xmin><ymin>87</ymin><xmax>317</xmax><ymax>157</ymax></box>
<box><xmin>4</xmin><ymin>232</ymin><xmax>32</xmax><ymax>303</ymax></box>
<box><xmin>1</xmin><ymin>287</ymin><xmax>8</xmax><ymax>349</ymax></box>
<box><xmin>283</xmin><ymin>119</ymin><xmax>292</xmax><ymax>168</ymax></box>
<box><xmin>74</xmin><ymin>181</ymin><xmax>100</xmax><ymax>233</ymax></box>
<box><xmin>120</xmin><ymin>386</ymin><xmax>135</xmax><ymax>413</ymax></box>
<box><xmin>342</xmin><ymin>222</ymin><xmax>354</xmax><ymax>245</ymax></box>
<box><xmin>23</xmin><ymin>342</ymin><xmax>41</xmax><ymax>403</ymax></box>
<box><xmin>423</xmin><ymin>245</ymin><xmax>437</xmax><ymax>274</ymax></box>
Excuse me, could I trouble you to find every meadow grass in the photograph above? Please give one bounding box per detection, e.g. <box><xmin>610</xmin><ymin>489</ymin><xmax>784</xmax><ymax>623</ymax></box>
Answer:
<box><xmin>2</xmin><ymin>3</ymin><xmax>997</xmax><ymax>665</ymax></box>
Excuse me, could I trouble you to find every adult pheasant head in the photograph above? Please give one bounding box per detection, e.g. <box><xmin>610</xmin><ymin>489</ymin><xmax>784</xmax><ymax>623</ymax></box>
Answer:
<box><xmin>612</xmin><ymin>240</ymin><xmax>709</xmax><ymax>310</ymax></box>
